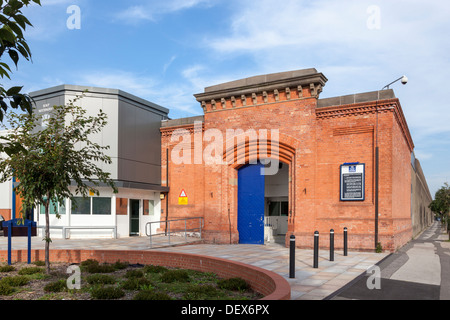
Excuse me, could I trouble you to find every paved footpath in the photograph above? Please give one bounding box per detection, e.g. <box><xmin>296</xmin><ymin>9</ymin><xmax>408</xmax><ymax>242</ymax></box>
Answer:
<box><xmin>331</xmin><ymin>221</ymin><xmax>449</xmax><ymax>300</ymax></box>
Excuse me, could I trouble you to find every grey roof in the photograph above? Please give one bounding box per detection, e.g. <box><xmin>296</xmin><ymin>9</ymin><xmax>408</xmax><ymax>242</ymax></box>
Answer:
<box><xmin>29</xmin><ymin>84</ymin><xmax>169</xmax><ymax>115</ymax></box>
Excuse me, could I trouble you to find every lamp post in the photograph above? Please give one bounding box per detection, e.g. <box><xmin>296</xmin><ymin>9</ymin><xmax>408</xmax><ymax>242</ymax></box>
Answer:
<box><xmin>375</xmin><ymin>75</ymin><xmax>408</xmax><ymax>250</ymax></box>
<box><xmin>382</xmin><ymin>75</ymin><xmax>408</xmax><ymax>90</ymax></box>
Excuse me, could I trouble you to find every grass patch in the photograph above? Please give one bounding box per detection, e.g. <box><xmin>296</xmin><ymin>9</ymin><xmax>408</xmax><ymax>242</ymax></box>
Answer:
<box><xmin>0</xmin><ymin>265</ymin><xmax>15</xmax><ymax>273</ymax></box>
<box><xmin>90</xmin><ymin>286</ymin><xmax>125</xmax><ymax>300</ymax></box>
<box><xmin>18</xmin><ymin>267</ymin><xmax>44</xmax><ymax>275</ymax></box>
<box><xmin>86</xmin><ymin>274</ymin><xmax>116</xmax><ymax>285</ymax></box>
<box><xmin>44</xmin><ymin>279</ymin><xmax>67</xmax><ymax>293</ymax></box>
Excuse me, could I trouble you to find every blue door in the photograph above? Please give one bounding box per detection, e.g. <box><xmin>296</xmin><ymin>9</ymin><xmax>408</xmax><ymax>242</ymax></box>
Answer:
<box><xmin>238</xmin><ymin>163</ymin><xmax>265</xmax><ymax>244</ymax></box>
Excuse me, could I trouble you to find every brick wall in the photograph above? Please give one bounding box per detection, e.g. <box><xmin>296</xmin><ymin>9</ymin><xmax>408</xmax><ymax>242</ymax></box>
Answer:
<box><xmin>161</xmin><ymin>82</ymin><xmax>415</xmax><ymax>252</ymax></box>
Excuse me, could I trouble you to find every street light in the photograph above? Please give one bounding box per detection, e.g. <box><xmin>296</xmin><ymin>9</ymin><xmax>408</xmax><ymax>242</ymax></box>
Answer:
<box><xmin>375</xmin><ymin>75</ymin><xmax>408</xmax><ymax>251</ymax></box>
<box><xmin>382</xmin><ymin>75</ymin><xmax>408</xmax><ymax>90</ymax></box>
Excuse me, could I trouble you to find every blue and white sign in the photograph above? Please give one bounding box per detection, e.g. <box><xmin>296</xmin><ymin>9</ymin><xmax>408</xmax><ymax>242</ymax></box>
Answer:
<box><xmin>340</xmin><ymin>163</ymin><xmax>365</xmax><ymax>201</ymax></box>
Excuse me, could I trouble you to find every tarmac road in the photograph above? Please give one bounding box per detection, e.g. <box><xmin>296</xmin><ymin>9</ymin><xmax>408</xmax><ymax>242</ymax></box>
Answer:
<box><xmin>328</xmin><ymin>221</ymin><xmax>450</xmax><ymax>300</ymax></box>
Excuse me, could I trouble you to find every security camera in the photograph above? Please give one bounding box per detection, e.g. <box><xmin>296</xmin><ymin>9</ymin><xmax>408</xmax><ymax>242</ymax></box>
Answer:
<box><xmin>401</xmin><ymin>76</ymin><xmax>408</xmax><ymax>85</ymax></box>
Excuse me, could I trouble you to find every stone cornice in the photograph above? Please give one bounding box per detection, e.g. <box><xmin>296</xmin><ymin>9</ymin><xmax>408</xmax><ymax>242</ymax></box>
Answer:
<box><xmin>194</xmin><ymin>69</ymin><xmax>328</xmax><ymax>114</ymax></box>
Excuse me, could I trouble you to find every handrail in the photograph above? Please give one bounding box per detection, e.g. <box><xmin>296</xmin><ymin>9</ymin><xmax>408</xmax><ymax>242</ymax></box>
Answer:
<box><xmin>145</xmin><ymin>217</ymin><xmax>204</xmax><ymax>248</ymax></box>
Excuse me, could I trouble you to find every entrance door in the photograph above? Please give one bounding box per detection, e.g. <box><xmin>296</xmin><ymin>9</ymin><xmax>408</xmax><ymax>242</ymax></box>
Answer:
<box><xmin>130</xmin><ymin>199</ymin><xmax>140</xmax><ymax>236</ymax></box>
<box><xmin>238</xmin><ymin>163</ymin><xmax>265</xmax><ymax>244</ymax></box>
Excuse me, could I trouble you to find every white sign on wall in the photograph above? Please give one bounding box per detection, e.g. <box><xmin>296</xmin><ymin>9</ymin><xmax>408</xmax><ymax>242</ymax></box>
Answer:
<box><xmin>340</xmin><ymin>163</ymin><xmax>365</xmax><ymax>201</ymax></box>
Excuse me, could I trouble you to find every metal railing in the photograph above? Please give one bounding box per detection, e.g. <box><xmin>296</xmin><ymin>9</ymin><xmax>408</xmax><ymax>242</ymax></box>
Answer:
<box><xmin>145</xmin><ymin>217</ymin><xmax>204</xmax><ymax>248</ymax></box>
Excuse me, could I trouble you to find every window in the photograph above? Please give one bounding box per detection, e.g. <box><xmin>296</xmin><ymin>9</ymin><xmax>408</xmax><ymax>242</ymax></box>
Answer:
<box><xmin>143</xmin><ymin>200</ymin><xmax>154</xmax><ymax>216</ymax></box>
<box><xmin>71</xmin><ymin>197</ymin><xmax>112</xmax><ymax>215</ymax></box>
<box><xmin>93</xmin><ymin>197</ymin><xmax>111</xmax><ymax>215</ymax></box>
<box><xmin>71</xmin><ymin>197</ymin><xmax>90</xmax><ymax>215</ymax></box>
<box><xmin>40</xmin><ymin>199</ymin><xmax>66</xmax><ymax>215</ymax></box>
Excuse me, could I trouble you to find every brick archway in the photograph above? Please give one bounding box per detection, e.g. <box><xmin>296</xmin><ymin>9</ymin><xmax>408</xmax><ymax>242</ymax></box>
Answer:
<box><xmin>220</xmin><ymin>132</ymin><xmax>300</xmax><ymax>244</ymax></box>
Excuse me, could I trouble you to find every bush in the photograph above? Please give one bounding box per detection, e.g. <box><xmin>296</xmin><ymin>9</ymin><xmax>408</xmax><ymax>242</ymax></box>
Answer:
<box><xmin>184</xmin><ymin>284</ymin><xmax>218</xmax><ymax>300</ymax></box>
<box><xmin>0</xmin><ymin>265</ymin><xmax>15</xmax><ymax>272</ymax></box>
<box><xmin>81</xmin><ymin>259</ymin><xmax>99</xmax><ymax>267</ymax></box>
<box><xmin>86</xmin><ymin>274</ymin><xmax>116</xmax><ymax>285</ymax></box>
<box><xmin>0</xmin><ymin>276</ymin><xmax>29</xmax><ymax>287</ymax></box>
<box><xmin>121</xmin><ymin>277</ymin><xmax>151</xmax><ymax>291</ymax></box>
<box><xmin>144</xmin><ymin>265</ymin><xmax>168</xmax><ymax>274</ymax></box>
<box><xmin>18</xmin><ymin>267</ymin><xmax>44</xmax><ymax>275</ymax></box>
<box><xmin>85</xmin><ymin>264</ymin><xmax>115</xmax><ymax>274</ymax></box>
<box><xmin>44</xmin><ymin>280</ymin><xmax>67</xmax><ymax>293</ymax></box>
<box><xmin>0</xmin><ymin>282</ymin><xmax>14</xmax><ymax>296</ymax></box>
<box><xmin>125</xmin><ymin>269</ymin><xmax>144</xmax><ymax>279</ymax></box>
<box><xmin>133</xmin><ymin>290</ymin><xmax>172</xmax><ymax>300</ymax></box>
<box><xmin>33</xmin><ymin>261</ymin><xmax>45</xmax><ymax>266</ymax></box>
<box><xmin>90</xmin><ymin>286</ymin><xmax>125</xmax><ymax>300</ymax></box>
<box><xmin>112</xmin><ymin>260</ymin><xmax>129</xmax><ymax>270</ymax></box>
<box><xmin>161</xmin><ymin>270</ymin><xmax>190</xmax><ymax>283</ymax></box>
<box><xmin>217</xmin><ymin>278</ymin><xmax>249</xmax><ymax>291</ymax></box>
<box><xmin>376</xmin><ymin>242</ymin><xmax>383</xmax><ymax>253</ymax></box>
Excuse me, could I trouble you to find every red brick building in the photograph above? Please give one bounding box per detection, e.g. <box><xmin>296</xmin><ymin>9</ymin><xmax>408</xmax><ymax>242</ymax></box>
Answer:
<box><xmin>160</xmin><ymin>68</ymin><xmax>432</xmax><ymax>252</ymax></box>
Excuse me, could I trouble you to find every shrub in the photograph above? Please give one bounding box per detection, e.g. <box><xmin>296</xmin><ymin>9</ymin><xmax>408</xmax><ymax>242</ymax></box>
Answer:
<box><xmin>112</xmin><ymin>260</ymin><xmax>129</xmax><ymax>270</ymax></box>
<box><xmin>217</xmin><ymin>278</ymin><xmax>249</xmax><ymax>291</ymax></box>
<box><xmin>33</xmin><ymin>261</ymin><xmax>45</xmax><ymax>266</ymax></box>
<box><xmin>0</xmin><ymin>265</ymin><xmax>15</xmax><ymax>272</ymax></box>
<box><xmin>376</xmin><ymin>242</ymin><xmax>383</xmax><ymax>253</ymax></box>
<box><xmin>86</xmin><ymin>274</ymin><xmax>116</xmax><ymax>285</ymax></box>
<box><xmin>0</xmin><ymin>275</ymin><xmax>29</xmax><ymax>287</ymax></box>
<box><xmin>18</xmin><ymin>267</ymin><xmax>44</xmax><ymax>275</ymax></box>
<box><xmin>44</xmin><ymin>280</ymin><xmax>67</xmax><ymax>293</ymax></box>
<box><xmin>133</xmin><ymin>290</ymin><xmax>172</xmax><ymax>300</ymax></box>
<box><xmin>81</xmin><ymin>259</ymin><xmax>99</xmax><ymax>267</ymax></box>
<box><xmin>0</xmin><ymin>282</ymin><xmax>14</xmax><ymax>296</ymax></box>
<box><xmin>184</xmin><ymin>284</ymin><xmax>218</xmax><ymax>300</ymax></box>
<box><xmin>90</xmin><ymin>286</ymin><xmax>125</xmax><ymax>300</ymax></box>
<box><xmin>85</xmin><ymin>264</ymin><xmax>115</xmax><ymax>274</ymax></box>
<box><xmin>144</xmin><ymin>265</ymin><xmax>167</xmax><ymax>274</ymax></box>
<box><xmin>125</xmin><ymin>269</ymin><xmax>144</xmax><ymax>279</ymax></box>
<box><xmin>121</xmin><ymin>277</ymin><xmax>151</xmax><ymax>291</ymax></box>
<box><xmin>161</xmin><ymin>270</ymin><xmax>190</xmax><ymax>283</ymax></box>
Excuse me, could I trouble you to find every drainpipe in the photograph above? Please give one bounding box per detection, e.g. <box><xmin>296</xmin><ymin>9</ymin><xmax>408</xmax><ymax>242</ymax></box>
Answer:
<box><xmin>165</xmin><ymin>148</ymin><xmax>169</xmax><ymax>236</ymax></box>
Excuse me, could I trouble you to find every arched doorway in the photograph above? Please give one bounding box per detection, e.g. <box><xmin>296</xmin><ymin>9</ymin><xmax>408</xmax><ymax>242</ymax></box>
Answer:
<box><xmin>237</xmin><ymin>160</ymin><xmax>289</xmax><ymax>244</ymax></box>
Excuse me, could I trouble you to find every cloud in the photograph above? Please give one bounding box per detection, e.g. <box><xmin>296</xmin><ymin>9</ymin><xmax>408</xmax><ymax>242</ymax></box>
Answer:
<box><xmin>115</xmin><ymin>0</ymin><xmax>217</xmax><ymax>23</ymax></box>
<box><xmin>203</xmin><ymin>0</ymin><xmax>450</xmax><ymax>136</ymax></box>
<box><xmin>74</xmin><ymin>69</ymin><xmax>203</xmax><ymax>117</ymax></box>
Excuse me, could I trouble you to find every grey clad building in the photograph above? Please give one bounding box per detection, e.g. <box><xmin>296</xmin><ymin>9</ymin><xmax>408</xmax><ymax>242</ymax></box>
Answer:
<box><xmin>16</xmin><ymin>85</ymin><xmax>170</xmax><ymax>239</ymax></box>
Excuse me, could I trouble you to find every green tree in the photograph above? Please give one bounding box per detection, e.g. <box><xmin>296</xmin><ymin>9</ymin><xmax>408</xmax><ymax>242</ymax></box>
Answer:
<box><xmin>429</xmin><ymin>183</ymin><xmax>450</xmax><ymax>231</ymax></box>
<box><xmin>0</xmin><ymin>94</ymin><xmax>117</xmax><ymax>273</ymax></box>
<box><xmin>0</xmin><ymin>0</ymin><xmax>41</xmax><ymax>120</ymax></box>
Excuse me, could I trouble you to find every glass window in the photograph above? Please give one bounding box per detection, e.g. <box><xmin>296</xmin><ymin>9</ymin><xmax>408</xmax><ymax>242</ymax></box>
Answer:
<box><xmin>40</xmin><ymin>199</ymin><xmax>65</xmax><ymax>215</ymax></box>
<box><xmin>281</xmin><ymin>202</ymin><xmax>289</xmax><ymax>216</ymax></box>
<box><xmin>93</xmin><ymin>197</ymin><xmax>111</xmax><ymax>215</ymax></box>
<box><xmin>143</xmin><ymin>200</ymin><xmax>155</xmax><ymax>216</ymax></box>
<box><xmin>71</xmin><ymin>197</ymin><xmax>90</xmax><ymax>215</ymax></box>
<box><xmin>59</xmin><ymin>201</ymin><xmax>66</xmax><ymax>215</ymax></box>
<box><xmin>269</xmin><ymin>202</ymin><xmax>280</xmax><ymax>217</ymax></box>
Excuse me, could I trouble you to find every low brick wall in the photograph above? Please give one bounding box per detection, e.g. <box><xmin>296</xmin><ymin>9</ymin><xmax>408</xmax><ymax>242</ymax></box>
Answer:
<box><xmin>0</xmin><ymin>249</ymin><xmax>291</xmax><ymax>300</ymax></box>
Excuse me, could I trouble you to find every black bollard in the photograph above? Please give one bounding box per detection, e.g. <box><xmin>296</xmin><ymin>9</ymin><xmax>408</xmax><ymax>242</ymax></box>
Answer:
<box><xmin>313</xmin><ymin>231</ymin><xmax>319</xmax><ymax>268</ymax></box>
<box><xmin>289</xmin><ymin>235</ymin><xmax>295</xmax><ymax>278</ymax></box>
<box><xmin>330</xmin><ymin>229</ymin><xmax>334</xmax><ymax>261</ymax></box>
<box><xmin>344</xmin><ymin>227</ymin><xmax>348</xmax><ymax>256</ymax></box>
